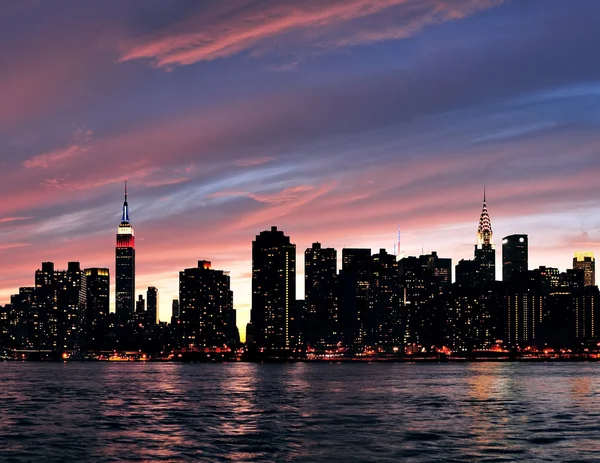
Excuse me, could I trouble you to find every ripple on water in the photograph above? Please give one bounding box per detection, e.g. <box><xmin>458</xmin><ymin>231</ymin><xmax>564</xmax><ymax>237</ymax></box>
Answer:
<box><xmin>1</xmin><ymin>363</ymin><xmax>600</xmax><ymax>462</ymax></box>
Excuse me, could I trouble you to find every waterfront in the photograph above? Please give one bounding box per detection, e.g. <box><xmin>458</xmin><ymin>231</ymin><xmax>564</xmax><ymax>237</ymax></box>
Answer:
<box><xmin>1</xmin><ymin>363</ymin><xmax>600</xmax><ymax>462</ymax></box>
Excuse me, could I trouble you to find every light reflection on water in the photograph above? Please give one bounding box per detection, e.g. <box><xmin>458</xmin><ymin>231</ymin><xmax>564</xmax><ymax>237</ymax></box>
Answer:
<box><xmin>1</xmin><ymin>362</ymin><xmax>600</xmax><ymax>461</ymax></box>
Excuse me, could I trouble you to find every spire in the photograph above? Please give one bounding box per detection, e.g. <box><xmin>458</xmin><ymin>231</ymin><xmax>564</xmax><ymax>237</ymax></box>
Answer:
<box><xmin>121</xmin><ymin>180</ymin><xmax>130</xmax><ymax>223</ymax></box>
<box><xmin>477</xmin><ymin>187</ymin><xmax>493</xmax><ymax>246</ymax></box>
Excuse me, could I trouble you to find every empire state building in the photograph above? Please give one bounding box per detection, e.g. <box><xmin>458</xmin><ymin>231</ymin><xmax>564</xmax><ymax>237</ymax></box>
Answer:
<box><xmin>116</xmin><ymin>182</ymin><xmax>135</xmax><ymax>325</ymax></box>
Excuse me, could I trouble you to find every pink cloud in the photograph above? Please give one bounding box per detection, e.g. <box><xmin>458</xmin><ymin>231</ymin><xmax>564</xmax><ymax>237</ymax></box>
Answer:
<box><xmin>0</xmin><ymin>216</ymin><xmax>34</xmax><ymax>224</ymax></box>
<box><xmin>118</xmin><ymin>0</ymin><xmax>504</xmax><ymax>68</ymax></box>
<box><xmin>235</xmin><ymin>156</ymin><xmax>275</xmax><ymax>167</ymax></box>
<box><xmin>23</xmin><ymin>129</ymin><xmax>93</xmax><ymax>169</ymax></box>
<box><xmin>24</xmin><ymin>145</ymin><xmax>85</xmax><ymax>169</ymax></box>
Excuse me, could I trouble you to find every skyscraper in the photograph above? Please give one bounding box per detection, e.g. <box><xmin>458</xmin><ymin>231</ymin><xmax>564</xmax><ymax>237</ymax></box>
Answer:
<box><xmin>371</xmin><ymin>249</ymin><xmax>402</xmax><ymax>350</ymax></box>
<box><xmin>250</xmin><ymin>226</ymin><xmax>296</xmax><ymax>354</ymax></box>
<box><xmin>502</xmin><ymin>234</ymin><xmax>528</xmax><ymax>282</ymax></box>
<box><xmin>474</xmin><ymin>189</ymin><xmax>496</xmax><ymax>284</ymax></box>
<box><xmin>146</xmin><ymin>286</ymin><xmax>159</xmax><ymax>325</ymax></box>
<box><xmin>84</xmin><ymin>268</ymin><xmax>109</xmax><ymax>344</ymax></box>
<box><xmin>54</xmin><ymin>262</ymin><xmax>86</xmax><ymax>351</ymax></box>
<box><xmin>304</xmin><ymin>242</ymin><xmax>338</xmax><ymax>351</ymax></box>
<box><xmin>573</xmin><ymin>252</ymin><xmax>595</xmax><ymax>287</ymax></box>
<box><xmin>339</xmin><ymin>248</ymin><xmax>372</xmax><ymax>351</ymax></box>
<box><xmin>116</xmin><ymin>182</ymin><xmax>135</xmax><ymax>326</ymax></box>
<box><xmin>179</xmin><ymin>261</ymin><xmax>233</xmax><ymax>349</ymax></box>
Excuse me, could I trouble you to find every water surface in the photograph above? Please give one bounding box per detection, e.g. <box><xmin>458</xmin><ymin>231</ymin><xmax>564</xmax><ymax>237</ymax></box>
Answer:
<box><xmin>1</xmin><ymin>362</ymin><xmax>599</xmax><ymax>462</ymax></box>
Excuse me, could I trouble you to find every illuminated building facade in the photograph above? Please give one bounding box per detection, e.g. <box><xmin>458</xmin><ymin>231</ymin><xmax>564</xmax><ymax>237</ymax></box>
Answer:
<box><xmin>250</xmin><ymin>227</ymin><xmax>296</xmax><ymax>353</ymax></box>
<box><xmin>502</xmin><ymin>234</ymin><xmax>528</xmax><ymax>282</ymax></box>
<box><xmin>573</xmin><ymin>252</ymin><xmax>595</xmax><ymax>287</ymax></box>
<box><xmin>116</xmin><ymin>182</ymin><xmax>135</xmax><ymax>326</ymax></box>
<box><xmin>54</xmin><ymin>262</ymin><xmax>86</xmax><ymax>351</ymax></box>
<box><xmin>84</xmin><ymin>268</ymin><xmax>109</xmax><ymax>344</ymax></box>
<box><xmin>179</xmin><ymin>260</ymin><xmax>233</xmax><ymax>349</ymax></box>
<box><xmin>474</xmin><ymin>191</ymin><xmax>496</xmax><ymax>284</ymax></box>
<box><xmin>505</xmin><ymin>272</ymin><xmax>542</xmax><ymax>347</ymax></box>
<box><xmin>305</xmin><ymin>243</ymin><xmax>338</xmax><ymax>351</ymax></box>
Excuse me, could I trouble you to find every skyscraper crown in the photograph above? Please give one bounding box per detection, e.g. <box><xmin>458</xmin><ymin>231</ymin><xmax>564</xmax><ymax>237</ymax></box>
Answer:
<box><xmin>121</xmin><ymin>180</ymin><xmax>130</xmax><ymax>223</ymax></box>
<box><xmin>477</xmin><ymin>188</ymin><xmax>493</xmax><ymax>246</ymax></box>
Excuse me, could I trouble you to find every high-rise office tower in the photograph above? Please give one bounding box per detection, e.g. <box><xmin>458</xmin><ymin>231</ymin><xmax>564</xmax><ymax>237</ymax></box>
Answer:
<box><xmin>371</xmin><ymin>249</ymin><xmax>402</xmax><ymax>349</ymax></box>
<box><xmin>146</xmin><ymin>287</ymin><xmax>159</xmax><ymax>325</ymax></box>
<box><xmin>116</xmin><ymin>182</ymin><xmax>135</xmax><ymax>325</ymax></box>
<box><xmin>30</xmin><ymin>262</ymin><xmax>86</xmax><ymax>351</ymax></box>
<box><xmin>250</xmin><ymin>226</ymin><xmax>296</xmax><ymax>353</ymax></box>
<box><xmin>474</xmin><ymin>190</ymin><xmax>496</xmax><ymax>284</ymax></box>
<box><xmin>84</xmin><ymin>268</ymin><xmax>109</xmax><ymax>343</ymax></box>
<box><xmin>506</xmin><ymin>271</ymin><xmax>542</xmax><ymax>347</ymax></box>
<box><xmin>10</xmin><ymin>287</ymin><xmax>34</xmax><ymax>348</ymax></box>
<box><xmin>179</xmin><ymin>261</ymin><xmax>233</xmax><ymax>349</ymax></box>
<box><xmin>573</xmin><ymin>252</ymin><xmax>595</xmax><ymax>287</ymax></box>
<box><xmin>502</xmin><ymin>234</ymin><xmax>528</xmax><ymax>282</ymax></box>
<box><xmin>420</xmin><ymin>251</ymin><xmax>452</xmax><ymax>294</ymax></box>
<box><xmin>135</xmin><ymin>294</ymin><xmax>146</xmax><ymax>324</ymax></box>
<box><xmin>171</xmin><ymin>299</ymin><xmax>179</xmax><ymax>322</ymax></box>
<box><xmin>305</xmin><ymin>242</ymin><xmax>338</xmax><ymax>351</ymax></box>
<box><xmin>339</xmin><ymin>248</ymin><xmax>372</xmax><ymax>350</ymax></box>
<box><xmin>54</xmin><ymin>262</ymin><xmax>86</xmax><ymax>351</ymax></box>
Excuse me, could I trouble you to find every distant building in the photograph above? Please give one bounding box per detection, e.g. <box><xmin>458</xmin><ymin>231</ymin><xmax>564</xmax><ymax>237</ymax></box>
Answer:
<box><xmin>135</xmin><ymin>294</ymin><xmax>146</xmax><ymax>325</ymax></box>
<box><xmin>179</xmin><ymin>260</ymin><xmax>234</xmax><ymax>349</ymax></box>
<box><xmin>84</xmin><ymin>268</ymin><xmax>109</xmax><ymax>344</ymax></box>
<box><xmin>250</xmin><ymin>227</ymin><xmax>296</xmax><ymax>353</ymax></box>
<box><xmin>116</xmin><ymin>182</ymin><xmax>135</xmax><ymax>326</ymax></box>
<box><xmin>502</xmin><ymin>234</ymin><xmax>528</xmax><ymax>282</ymax></box>
<box><xmin>147</xmin><ymin>286</ymin><xmax>159</xmax><ymax>325</ymax></box>
<box><xmin>23</xmin><ymin>262</ymin><xmax>87</xmax><ymax>351</ymax></box>
<box><xmin>505</xmin><ymin>271</ymin><xmax>541</xmax><ymax>347</ymax></box>
<box><xmin>474</xmin><ymin>190</ymin><xmax>496</xmax><ymax>284</ymax></box>
<box><xmin>305</xmin><ymin>242</ymin><xmax>338</xmax><ymax>351</ymax></box>
<box><xmin>455</xmin><ymin>259</ymin><xmax>480</xmax><ymax>287</ymax></box>
<box><xmin>171</xmin><ymin>299</ymin><xmax>180</xmax><ymax>321</ymax></box>
<box><xmin>420</xmin><ymin>251</ymin><xmax>452</xmax><ymax>293</ymax></box>
<box><xmin>371</xmin><ymin>249</ymin><xmax>402</xmax><ymax>350</ymax></box>
<box><xmin>339</xmin><ymin>248</ymin><xmax>372</xmax><ymax>351</ymax></box>
<box><xmin>573</xmin><ymin>252</ymin><xmax>595</xmax><ymax>287</ymax></box>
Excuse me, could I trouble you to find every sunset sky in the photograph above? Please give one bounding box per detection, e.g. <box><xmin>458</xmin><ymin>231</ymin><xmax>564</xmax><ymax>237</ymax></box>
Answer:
<box><xmin>1</xmin><ymin>0</ymin><xmax>600</xmax><ymax>336</ymax></box>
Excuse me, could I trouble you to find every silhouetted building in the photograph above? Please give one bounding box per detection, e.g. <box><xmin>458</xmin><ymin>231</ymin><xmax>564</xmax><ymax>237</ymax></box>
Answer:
<box><xmin>502</xmin><ymin>234</ymin><xmax>528</xmax><ymax>282</ymax></box>
<box><xmin>116</xmin><ymin>182</ymin><xmax>135</xmax><ymax>326</ymax></box>
<box><xmin>172</xmin><ymin>299</ymin><xmax>180</xmax><ymax>321</ymax></box>
<box><xmin>250</xmin><ymin>227</ymin><xmax>296</xmax><ymax>354</ymax></box>
<box><xmin>84</xmin><ymin>268</ymin><xmax>109</xmax><ymax>345</ymax></box>
<box><xmin>305</xmin><ymin>243</ymin><xmax>338</xmax><ymax>351</ymax></box>
<box><xmin>10</xmin><ymin>287</ymin><xmax>35</xmax><ymax>348</ymax></box>
<box><xmin>179</xmin><ymin>261</ymin><xmax>234</xmax><ymax>349</ymax></box>
<box><xmin>455</xmin><ymin>259</ymin><xmax>480</xmax><ymax>288</ymax></box>
<box><xmin>506</xmin><ymin>270</ymin><xmax>542</xmax><ymax>347</ymax></box>
<box><xmin>398</xmin><ymin>256</ymin><xmax>427</xmax><ymax>346</ymax></box>
<box><xmin>135</xmin><ymin>294</ymin><xmax>146</xmax><ymax>325</ymax></box>
<box><xmin>573</xmin><ymin>252</ymin><xmax>595</xmax><ymax>287</ymax></box>
<box><xmin>22</xmin><ymin>262</ymin><xmax>87</xmax><ymax>351</ymax></box>
<box><xmin>338</xmin><ymin>248</ymin><xmax>372</xmax><ymax>351</ymax></box>
<box><xmin>54</xmin><ymin>262</ymin><xmax>86</xmax><ymax>351</ymax></box>
<box><xmin>371</xmin><ymin>249</ymin><xmax>402</xmax><ymax>350</ymax></box>
<box><xmin>474</xmin><ymin>190</ymin><xmax>496</xmax><ymax>284</ymax></box>
<box><xmin>147</xmin><ymin>286</ymin><xmax>159</xmax><ymax>325</ymax></box>
<box><xmin>420</xmin><ymin>251</ymin><xmax>452</xmax><ymax>294</ymax></box>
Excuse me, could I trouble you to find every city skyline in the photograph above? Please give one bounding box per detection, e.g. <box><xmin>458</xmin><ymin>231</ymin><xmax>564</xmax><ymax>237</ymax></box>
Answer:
<box><xmin>1</xmin><ymin>186</ymin><xmax>597</xmax><ymax>342</ymax></box>
<box><xmin>1</xmin><ymin>1</ymin><xmax>600</xmax><ymax>337</ymax></box>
